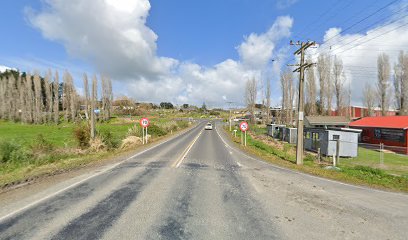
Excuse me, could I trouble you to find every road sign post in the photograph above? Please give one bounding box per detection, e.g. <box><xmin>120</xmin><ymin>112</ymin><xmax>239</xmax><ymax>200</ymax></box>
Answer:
<box><xmin>140</xmin><ymin>118</ymin><xmax>150</xmax><ymax>145</ymax></box>
<box><xmin>239</xmin><ymin>122</ymin><xmax>249</xmax><ymax>147</ymax></box>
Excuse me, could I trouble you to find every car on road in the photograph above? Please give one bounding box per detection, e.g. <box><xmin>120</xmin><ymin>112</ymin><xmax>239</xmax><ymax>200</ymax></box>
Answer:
<box><xmin>204</xmin><ymin>122</ymin><xmax>213</xmax><ymax>130</ymax></box>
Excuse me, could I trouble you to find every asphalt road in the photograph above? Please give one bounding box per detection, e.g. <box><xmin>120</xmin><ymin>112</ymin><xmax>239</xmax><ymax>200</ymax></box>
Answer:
<box><xmin>1</xmin><ymin>121</ymin><xmax>408</xmax><ymax>240</ymax></box>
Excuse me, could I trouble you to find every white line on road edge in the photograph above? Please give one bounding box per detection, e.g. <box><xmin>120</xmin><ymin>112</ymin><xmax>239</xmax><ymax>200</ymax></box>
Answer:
<box><xmin>0</xmin><ymin>124</ymin><xmax>201</xmax><ymax>223</ymax></box>
<box><xmin>173</xmin><ymin>129</ymin><xmax>203</xmax><ymax>168</ymax></box>
<box><xmin>214</xmin><ymin>123</ymin><xmax>408</xmax><ymax>197</ymax></box>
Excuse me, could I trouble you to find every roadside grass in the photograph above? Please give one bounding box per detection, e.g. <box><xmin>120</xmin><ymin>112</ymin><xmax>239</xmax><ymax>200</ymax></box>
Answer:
<box><xmin>226</xmin><ymin>127</ymin><xmax>408</xmax><ymax>193</ymax></box>
<box><xmin>339</xmin><ymin>147</ymin><xmax>408</xmax><ymax>178</ymax></box>
<box><xmin>0</xmin><ymin>118</ymin><xmax>192</xmax><ymax>188</ymax></box>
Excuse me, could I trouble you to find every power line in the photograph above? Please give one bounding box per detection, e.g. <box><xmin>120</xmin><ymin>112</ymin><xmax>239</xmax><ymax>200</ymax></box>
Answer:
<box><xmin>320</xmin><ymin>0</ymin><xmax>401</xmax><ymax>46</ymax></box>
<box><xmin>332</xmin><ymin>20</ymin><xmax>408</xmax><ymax>55</ymax></box>
<box><xmin>316</xmin><ymin>10</ymin><xmax>408</xmax><ymax>55</ymax></box>
<box><xmin>299</xmin><ymin>0</ymin><xmax>355</xmax><ymax>39</ymax></box>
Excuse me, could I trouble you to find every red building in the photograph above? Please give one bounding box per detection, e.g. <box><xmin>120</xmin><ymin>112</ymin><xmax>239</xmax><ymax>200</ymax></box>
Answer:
<box><xmin>330</xmin><ymin>106</ymin><xmax>397</xmax><ymax>119</ymax></box>
<box><xmin>349</xmin><ymin>116</ymin><xmax>408</xmax><ymax>154</ymax></box>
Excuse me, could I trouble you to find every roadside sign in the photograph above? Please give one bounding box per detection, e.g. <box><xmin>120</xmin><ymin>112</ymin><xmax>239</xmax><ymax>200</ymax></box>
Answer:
<box><xmin>140</xmin><ymin>118</ymin><xmax>150</xmax><ymax>128</ymax></box>
<box><xmin>239</xmin><ymin>121</ymin><xmax>249</xmax><ymax>132</ymax></box>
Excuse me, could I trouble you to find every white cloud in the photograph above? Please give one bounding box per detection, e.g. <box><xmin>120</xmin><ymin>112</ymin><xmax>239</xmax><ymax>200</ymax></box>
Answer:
<box><xmin>0</xmin><ymin>65</ymin><xmax>15</xmax><ymax>73</ymax></box>
<box><xmin>276</xmin><ymin>0</ymin><xmax>298</xmax><ymax>10</ymax></box>
<box><xmin>27</xmin><ymin>0</ymin><xmax>294</xmax><ymax>107</ymax></box>
<box><xmin>26</xmin><ymin>0</ymin><xmax>177</xmax><ymax>80</ymax></box>
<box><xmin>238</xmin><ymin>16</ymin><xmax>293</xmax><ymax>69</ymax></box>
<box><xmin>315</xmin><ymin>15</ymin><xmax>408</xmax><ymax>106</ymax></box>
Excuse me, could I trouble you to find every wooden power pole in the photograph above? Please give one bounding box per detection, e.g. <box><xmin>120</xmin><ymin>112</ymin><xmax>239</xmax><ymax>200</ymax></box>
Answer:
<box><xmin>290</xmin><ymin>40</ymin><xmax>315</xmax><ymax>165</ymax></box>
<box><xmin>226</xmin><ymin>101</ymin><xmax>234</xmax><ymax>131</ymax></box>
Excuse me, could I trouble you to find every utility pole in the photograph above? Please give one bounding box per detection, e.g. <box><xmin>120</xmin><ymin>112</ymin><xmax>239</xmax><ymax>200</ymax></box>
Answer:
<box><xmin>290</xmin><ymin>40</ymin><xmax>315</xmax><ymax>165</ymax></box>
<box><xmin>226</xmin><ymin>101</ymin><xmax>234</xmax><ymax>131</ymax></box>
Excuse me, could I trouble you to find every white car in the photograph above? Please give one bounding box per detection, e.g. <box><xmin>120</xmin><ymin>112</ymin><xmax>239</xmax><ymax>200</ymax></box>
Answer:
<box><xmin>204</xmin><ymin>122</ymin><xmax>213</xmax><ymax>130</ymax></box>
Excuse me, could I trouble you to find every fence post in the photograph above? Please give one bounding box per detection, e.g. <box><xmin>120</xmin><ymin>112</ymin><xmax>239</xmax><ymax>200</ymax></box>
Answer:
<box><xmin>336</xmin><ymin>139</ymin><xmax>340</xmax><ymax>165</ymax></box>
<box><xmin>317</xmin><ymin>147</ymin><xmax>321</xmax><ymax>164</ymax></box>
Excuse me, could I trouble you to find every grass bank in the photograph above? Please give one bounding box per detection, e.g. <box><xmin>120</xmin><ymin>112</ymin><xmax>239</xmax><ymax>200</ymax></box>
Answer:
<box><xmin>0</xmin><ymin>118</ymin><xmax>192</xmax><ymax>188</ymax></box>
<box><xmin>225</xmin><ymin>126</ymin><xmax>408</xmax><ymax>193</ymax></box>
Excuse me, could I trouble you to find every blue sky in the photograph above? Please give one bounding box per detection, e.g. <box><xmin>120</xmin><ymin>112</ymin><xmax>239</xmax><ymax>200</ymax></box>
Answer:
<box><xmin>1</xmin><ymin>0</ymin><xmax>407</xmax><ymax>108</ymax></box>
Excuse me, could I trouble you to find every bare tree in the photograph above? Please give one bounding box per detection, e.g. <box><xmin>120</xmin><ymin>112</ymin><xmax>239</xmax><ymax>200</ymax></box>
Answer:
<box><xmin>363</xmin><ymin>82</ymin><xmax>376</xmax><ymax>117</ymax></box>
<box><xmin>305</xmin><ymin>61</ymin><xmax>317</xmax><ymax>116</ymax></box>
<box><xmin>101</xmin><ymin>75</ymin><xmax>113</xmax><ymax>121</ymax></box>
<box><xmin>317</xmin><ymin>54</ymin><xmax>332</xmax><ymax>115</ymax></box>
<box><xmin>333</xmin><ymin>56</ymin><xmax>345</xmax><ymax>114</ymax></box>
<box><xmin>90</xmin><ymin>75</ymin><xmax>98</xmax><ymax>139</ymax></box>
<box><xmin>377</xmin><ymin>53</ymin><xmax>391</xmax><ymax>116</ymax></box>
<box><xmin>265</xmin><ymin>78</ymin><xmax>271</xmax><ymax>124</ymax></box>
<box><xmin>280</xmin><ymin>69</ymin><xmax>295</xmax><ymax>125</ymax></box>
<box><xmin>0</xmin><ymin>77</ymin><xmax>5</xmax><ymax>119</ymax></box>
<box><xmin>394</xmin><ymin>51</ymin><xmax>408</xmax><ymax>115</ymax></box>
<box><xmin>25</xmin><ymin>74</ymin><xmax>34</xmax><ymax>123</ymax></box>
<box><xmin>33</xmin><ymin>72</ymin><xmax>43</xmax><ymax>124</ymax></box>
<box><xmin>83</xmin><ymin>73</ymin><xmax>90</xmax><ymax>120</ymax></box>
<box><xmin>245</xmin><ymin>77</ymin><xmax>257</xmax><ymax>124</ymax></box>
<box><xmin>53</xmin><ymin>71</ymin><xmax>60</xmax><ymax>124</ymax></box>
<box><xmin>18</xmin><ymin>75</ymin><xmax>26</xmax><ymax>122</ymax></box>
<box><xmin>280</xmin><ymin>70</ymin><xmax>289</xmax><ymax>124</ymax></box>
<box><xmin>9</xmin><ymin>74</ymin><xmax>18</xmax><ymax>121</ymax></box>
<box><xmin>62</xmin><ymin>71</ymin><xmax>78</xmax><ymax>122</ymax></box>
<box><xmin>288</xmin><ymin>72</ymin><xmax>295</xmax><ymax>126</ymax></box>
<box><xmin>44</xmin><ymin>70</ymin><xmax>53</xmax><ymax>122</ymax></box>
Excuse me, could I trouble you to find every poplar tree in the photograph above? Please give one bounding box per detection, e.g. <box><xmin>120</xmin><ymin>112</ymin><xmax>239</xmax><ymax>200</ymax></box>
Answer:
<box><xmin>53</xmin><ymin>71</ymin><xmax>60</xmax><ymax>124</ymax></box>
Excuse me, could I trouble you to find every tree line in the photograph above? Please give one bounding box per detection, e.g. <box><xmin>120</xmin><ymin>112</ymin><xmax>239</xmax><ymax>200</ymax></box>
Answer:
<box><xmin>363</xmin><ymin>51</ymin><xmax>408</xmax><ymax>116</ymax></box>
<box><xmin>277</xmin><ymin>51</ymin><xmax>408</xmax><ymax>126</ymax></box>
<box><xmin>0</xmin><ymin>69</ymin><xmax>113</xmax><ymax>124</ymax></box>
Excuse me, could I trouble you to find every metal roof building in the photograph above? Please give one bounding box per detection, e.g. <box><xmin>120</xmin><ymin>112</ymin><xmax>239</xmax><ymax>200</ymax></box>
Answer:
<box><xmin>305</xmin><ymin>116</ymin><xmax>350</xmax><ymax>128</ymax></box>
<box><xmin>349</xmin><ymin>116</ymin><xmax>408</xmax><ymax>154</ymax></box>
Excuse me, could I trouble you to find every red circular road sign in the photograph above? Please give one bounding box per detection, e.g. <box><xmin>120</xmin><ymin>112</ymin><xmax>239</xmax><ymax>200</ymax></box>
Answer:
<box><xmin>239</xmin><ymin>121</ymin><xmax>249</xmax><ymax>132</ymax></box>
<box><xmin>140</xmin><ymin>118</ymin><xmax>150</xmax><ymax>128</ymax></box>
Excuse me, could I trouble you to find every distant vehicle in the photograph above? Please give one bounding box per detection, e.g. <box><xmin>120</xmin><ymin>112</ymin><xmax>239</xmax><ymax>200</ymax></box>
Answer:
<box><xmin>204</xmin><ymin>122</ymin><xmax>213</xmax><ymax>130</ymax></box>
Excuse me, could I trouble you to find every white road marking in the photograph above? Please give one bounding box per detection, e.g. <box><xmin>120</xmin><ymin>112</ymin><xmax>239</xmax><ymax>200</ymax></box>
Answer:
<box><xmin>214</xmin><ymin>123</ymin><xmax>408</xmax><ymax>197</ymax></box>
<box><xmin>0</xmin><ymin>124</ymin><xmax>200</xmax><ymax>223</ymax></box>
<box><xmin>173</xmin><ymin>129</ymin><xmax>203</xmax><ymax>168</ymax></box>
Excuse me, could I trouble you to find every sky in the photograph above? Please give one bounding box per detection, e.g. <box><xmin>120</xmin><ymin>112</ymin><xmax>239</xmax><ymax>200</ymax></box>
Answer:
<box><xmin>1</xmin><ymin>0</ymin><xmax>408</xmax><ymax>108</ymax></box>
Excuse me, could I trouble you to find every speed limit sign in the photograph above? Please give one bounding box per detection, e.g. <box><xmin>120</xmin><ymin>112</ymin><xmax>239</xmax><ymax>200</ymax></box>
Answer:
<box><xmin>239</xmin><ymin>121</ymin><xmax>249</xmax><ymax>132</ymax></box>
<box><xmin>140</xmin><ymin>118</ymin><xmax>150</xmax><ymax>128</ymax></box>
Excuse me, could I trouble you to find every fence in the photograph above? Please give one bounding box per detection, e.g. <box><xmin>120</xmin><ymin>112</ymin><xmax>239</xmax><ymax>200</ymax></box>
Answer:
<box><xmin>308</xmin><ymin>138</ymin><xmax>408</xmax><ymax>176</ymax></box>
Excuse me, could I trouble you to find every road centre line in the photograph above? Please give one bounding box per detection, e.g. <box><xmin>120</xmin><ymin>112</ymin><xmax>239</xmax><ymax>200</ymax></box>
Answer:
<box><xmin>0</xmin><ymin>124</ymin><xmax>201</xmax><ymax>223</ymax></box>
<box><xmin>172</xmin><ymin>129</ymin><xmax>203</xmax><ymax>168</ymax></box>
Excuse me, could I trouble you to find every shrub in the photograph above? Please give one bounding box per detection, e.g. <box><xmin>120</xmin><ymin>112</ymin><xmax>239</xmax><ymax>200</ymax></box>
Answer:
<box><xmin>89</xmin><ymin>136</ymin><xmax>106</xmax><ymax>152</ymax></box>
<box><xmin>121</xmin><ymin>136</ymin><xmax>142</xmax><ymax>149</ymax></box>
<box><xmin>146</xmin><ymin>124</ymin><xmax>166</xmax><ymax>137</ymax></box>
<box><xmin>176</xmin><ymin>121</ymin><xmax>189</xmax><ymax>129</ymax></box>
<box><xmin>31</xmin><ymin>134</ymin><xmax>54</xmax><ymax>154</ymax></box>
<box><xmin>0</xmin><ymin>141</ymin><xmax>31</xmax><ymax>164</ymax></box>
<box><xmin>0</xmin><ymin>141</ymin><xmax>20</xmax><ymax>163</ymax></box>
<box><xmin>74</xmin><ymin>124</ymin><xmax>91</xmax><ymax>149</ymax></box>
<box><xmin>158</xmin><ymin>121</ymin><xmax>179</xmax><ymax>132</ymax></box>
<box><xmin>127</xmin><ymin>125</ymin><xmax>143</xmax><ymax>137</ymax></box>
<box><xmin>100</xmin><ymin>130</ymin><xmax>120</xmax><ymax>150</ymax></box>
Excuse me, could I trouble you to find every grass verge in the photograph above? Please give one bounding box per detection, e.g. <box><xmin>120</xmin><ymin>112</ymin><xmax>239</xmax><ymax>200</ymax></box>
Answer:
<box><xmin>225</xmin><ymin>127</ymin><xmax>408</xmax><ymax>193</ymax></box>
<box><xmin>0</xmin><ymin>120</ymin><xmax>193</xmax><ymax>189</ymax></box>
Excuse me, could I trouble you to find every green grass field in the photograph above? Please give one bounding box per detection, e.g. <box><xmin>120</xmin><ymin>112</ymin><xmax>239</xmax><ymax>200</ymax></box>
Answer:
<box><xmin>340</xmin><ymin>147</ymin><xmax>408</xmax><ymax>178</ymax></box>
<box><xmin>0</xmin><ymin>121</ymin><xmax>133</xmax><ymax>148</ymax></box>
<box><xmin>228</xmin><ymin>126</ymin><xmax>408</xmax><ymax>192</ymax></box>
<box><xmin>0</xmin><ymin>117</ymin><xmax>191</xmax><ymax>187</ymax></box>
